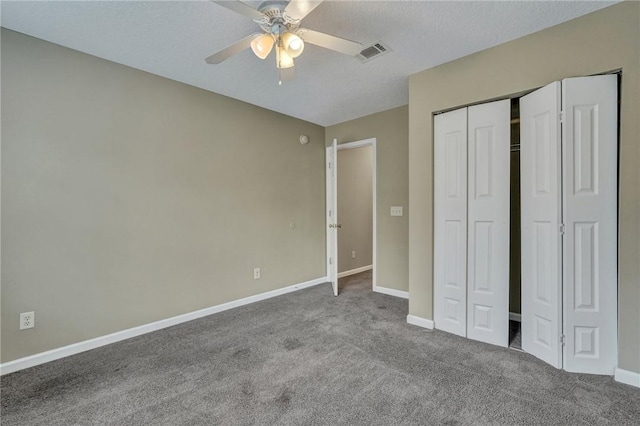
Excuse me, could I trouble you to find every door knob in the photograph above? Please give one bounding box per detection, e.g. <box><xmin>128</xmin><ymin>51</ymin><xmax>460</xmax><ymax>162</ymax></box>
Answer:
<box><xmin>336</xmin><ymin>224</ymin><xmax>342</xmax><ymax>229</ymax></box>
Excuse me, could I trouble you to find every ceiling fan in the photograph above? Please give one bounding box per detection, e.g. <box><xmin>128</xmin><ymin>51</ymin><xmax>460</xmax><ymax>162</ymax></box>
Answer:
<box><xmin>206</xmin><ymin>0</ymin><xmax>363</xmax><ymax>83</ymax></box>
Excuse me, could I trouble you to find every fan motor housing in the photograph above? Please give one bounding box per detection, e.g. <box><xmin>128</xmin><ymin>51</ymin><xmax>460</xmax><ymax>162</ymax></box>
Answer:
<box><xmin>256</xmin><ymin>0</ymin><xmax>300</xmax><ymax>34</ymax></box>
<box><xmin>257</xmin><ymin>0</ymin><xmax>288</xmax><ymax>14</ymax></box>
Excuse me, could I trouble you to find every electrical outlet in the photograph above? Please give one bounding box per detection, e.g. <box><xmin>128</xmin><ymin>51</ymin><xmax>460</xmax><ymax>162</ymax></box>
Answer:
<box><xmin>254</xmin><ymin>267</ymin><xmax>261</xmax><ymax>280</ymax></box>
<box><xmin>352</xmin><ymin>250</ymin><xmax>356</xmax><ymax>259</ymax></box>
<box><xmin>20</xmin><ymin>311</ymin><xmax>35</xmax><ymax>330</ymax></box>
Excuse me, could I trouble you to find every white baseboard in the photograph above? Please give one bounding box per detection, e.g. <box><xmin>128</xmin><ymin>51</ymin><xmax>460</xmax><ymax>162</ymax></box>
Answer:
<box><xmin>0</xmin><ymin>276</ymin><xmax>328</xmax><ymax>376</ymax></box>
<box><xmin>406</xmin><ymin>314</ymin><xmax>434</xmax><ymax>330</ymax></box>
<box><xmin>509</xmin><ymin>312</ymin><xmax>521</xmax><ymax>322</ymax></box>
<box><xmin>373</xmin><ymin>285</ymin><xmax>408</xmax><ymax>299</ymax></box>
<box><xmin>615</xmin><ymin>368</ymin><xmax>640</xmax><ymax>388</ymax></box>
<box><xmin>337</xmin><ymin>265</ymin><xmax>372</xmax><ymax>279</ymax></box>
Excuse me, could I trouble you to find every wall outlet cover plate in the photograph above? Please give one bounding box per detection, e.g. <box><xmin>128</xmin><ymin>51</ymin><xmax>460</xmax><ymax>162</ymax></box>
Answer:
<box><xmin>391</xmin><ymin>206</ymin><xmax>403</xmax><ymax>216</ymax></box>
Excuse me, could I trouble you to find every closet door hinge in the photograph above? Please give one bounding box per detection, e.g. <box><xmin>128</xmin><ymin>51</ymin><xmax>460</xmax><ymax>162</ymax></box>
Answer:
<box><xmin>559</xmin><ymin>111</ymin><xmax>565</xmax><ymax>123</ymax></box>
<box><xmin>329</xmin><ymin>257</ymin><xmax>332</xmax><ymax>265</ymax></box>
<box><xmin>560</xmin><ymin>334</ymin><xmax>566</xmax><ymax>346</ymax></box>
<box><xmin>559</xmin><ymin>223</ymin><xmax>565</xmax><ymax>235</ymax></box>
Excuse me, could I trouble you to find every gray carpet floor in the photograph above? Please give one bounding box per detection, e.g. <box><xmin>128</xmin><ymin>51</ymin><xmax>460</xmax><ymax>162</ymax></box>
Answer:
<box><xmin>2</xmin><ymin>271</ymin><xmax>639</xmax><ymax>425</ymax></box>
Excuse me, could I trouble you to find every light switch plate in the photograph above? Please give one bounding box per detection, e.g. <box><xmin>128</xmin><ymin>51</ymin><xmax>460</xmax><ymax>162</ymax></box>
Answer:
<box><xmin>390</xmin><ymin>206</ymin><xmax>403</xmax><ymax>216</ymax></box>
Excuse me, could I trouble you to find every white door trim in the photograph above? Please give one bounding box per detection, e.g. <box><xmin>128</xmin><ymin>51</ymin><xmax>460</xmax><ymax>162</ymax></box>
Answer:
<box><xmin>328</xmin><ymin>137</ymin><xmax>377</xmax><ymax>292</ymax></box>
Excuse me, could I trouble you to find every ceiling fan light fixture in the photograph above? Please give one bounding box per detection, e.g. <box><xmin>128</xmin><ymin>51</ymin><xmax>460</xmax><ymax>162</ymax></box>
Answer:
<box><xmin>206</xmin><ymin>0</ymin><xmax>364</xmax><ymax>83</ymax></box>
<box><xmin>282</xmin><ymin>32</ymin><xmax>304</xmax><ymax>58</ymax></box>
<box><xmin>276</xmin><ymin>45</ymin><xmax>295</xmax><ymax>69</ymax></box>
<box><xmin>251</xmin><ymin>33</ymin><xmax>274</xmax><ymax>59</ymax></box>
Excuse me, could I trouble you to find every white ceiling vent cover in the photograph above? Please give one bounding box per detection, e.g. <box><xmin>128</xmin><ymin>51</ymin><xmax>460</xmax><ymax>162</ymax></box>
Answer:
<box><xmin>356</xmin><ymin>41</ymin><xmax>391</xmax><ymax>63</ymax></box>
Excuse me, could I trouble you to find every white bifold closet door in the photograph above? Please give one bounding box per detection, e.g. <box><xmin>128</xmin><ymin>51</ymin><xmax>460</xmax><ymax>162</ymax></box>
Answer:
<box><xmin>521</xmin><ymin>74</ymin><xmax>618</xmax><ymax>374</ymax></box>
<box><xmin>466</xmin><ymin>100</ymin><xmax>511</xmax><ymax>347</ymax></box>
<box><xmin>434</xmin><ymin>100</ymin><xmax>510</xmax><ymax>347</ymax></box>
<box><xmin>434</xmin><ymin>108</ymin><xmax>468</xmax><ymax>337</ymax></box>
<box><xmin>520</xmin><ymin>81</ymin><xmax>563</xmax><ymax>368</ymax></box>
<box><xmin>562</xmin><ymin>75</ymin><xmax>618</xmax><ymax>374</ymax></box>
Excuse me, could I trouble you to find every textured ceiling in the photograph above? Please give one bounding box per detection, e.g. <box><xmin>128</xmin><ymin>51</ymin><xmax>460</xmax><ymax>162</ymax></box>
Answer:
<box><xmin>1</xmin><ymin>1</ymin><xmax>617</xmax><ymax>126</ymax></box>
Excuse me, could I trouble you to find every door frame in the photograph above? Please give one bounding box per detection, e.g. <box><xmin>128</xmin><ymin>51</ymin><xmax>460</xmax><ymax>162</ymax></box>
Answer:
<box><xmin>326</xmin><ymin>137</ymin><xmax>377</xmax><ymax>293</ymax></box>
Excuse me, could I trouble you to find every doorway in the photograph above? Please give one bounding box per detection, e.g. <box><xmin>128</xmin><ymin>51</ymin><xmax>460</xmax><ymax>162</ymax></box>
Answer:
<box><xmin>326</xmin><ymin>138</ymin><xmax>377</xmax><ymax>296</ymax></box>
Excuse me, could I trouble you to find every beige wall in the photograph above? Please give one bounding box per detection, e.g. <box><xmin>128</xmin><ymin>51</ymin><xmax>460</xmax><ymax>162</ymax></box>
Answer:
<box><xmin>337</xmin><ymin>146</ymin><xmax>373</xmax><ymax>273</ymax></box>
<box><xmin>1</xmin><ymin>29</ymin><xmax>326</xmax><ymax>363</ymax></box>
<box><xmin>409</xmin><ymin>2</ymin><xmax>640</xmax><ymax>373</ymax></box>
<box><xmin>326</xmin><ymin>106</ymin><xmax>409</xmax><ymax>291</ymax></box>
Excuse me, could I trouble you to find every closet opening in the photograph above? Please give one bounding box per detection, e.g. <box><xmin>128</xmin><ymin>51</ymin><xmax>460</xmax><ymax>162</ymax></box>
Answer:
<box><xmin>508</xmin><ymin>97</ymin><xmax>522</xmax><ymax>351</ymax></box>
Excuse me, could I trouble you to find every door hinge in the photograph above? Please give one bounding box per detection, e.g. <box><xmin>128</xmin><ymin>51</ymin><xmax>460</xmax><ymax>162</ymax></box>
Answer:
<box><xmin>328</xmin><ymin>161</ymin><xmax>332</xmax><ymax>169</ymax></box>
<box><xmin>329</xmin><ymin>257</ymin><xmax>332</xmax><ymax>265</ymax></box>
<box><xmin>560</xmin><ymin>334</ymin><xmax>566</xmax><ymax>346</ymax></box>
<box><xmin>559</xmin><ymin>111</ymin><xmax>565</xmax><ymax>123</ymax></box>
<box><xmin>559</xmin><ymin>223</ymin><xmax>565</xmax><ymax>235</ymax></box>
<box><xmin>329</xmin><ymin>210</ymin><xmax>332</xmax><ymax>217</ymax></box>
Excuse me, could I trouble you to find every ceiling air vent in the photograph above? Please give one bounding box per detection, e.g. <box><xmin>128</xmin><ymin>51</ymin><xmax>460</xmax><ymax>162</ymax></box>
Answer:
<box><xmin>356</xmin><ymin>41</ymin><xmax>391</xmax><ymax>63</ymax></box>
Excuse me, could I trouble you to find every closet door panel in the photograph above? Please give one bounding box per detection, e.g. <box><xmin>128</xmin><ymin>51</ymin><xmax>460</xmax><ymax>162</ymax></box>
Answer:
<box><xmin>434</xmin><ymin>108</ymin><xmax>468</xmax><ymax>337</ymax></box>
<box><xmin>562</xmin><ymin>75</ymin><xmax>617</xmax><ymax>375</ymax></box>
<box><xmin>467</xmin><ymin>100</ymin><xmax>510</xmax><ymax>347</ymax></box>
<box><xmin>520</xmin><ymin>82</ymin><xmax>562</xmax><ymax>368</ymax></box>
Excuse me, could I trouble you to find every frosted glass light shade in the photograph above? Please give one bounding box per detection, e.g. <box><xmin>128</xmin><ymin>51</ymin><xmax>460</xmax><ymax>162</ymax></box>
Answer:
<box><xmin>282</xmin><ymin>32</ymin><xmax>304</xmax><ymax>58</ymax></box>
<box><xmin>251</xmin><ymin>34</ymin><xmax>274</xmax><ymax>59</ymax></box>
<box><xmin>276</xmin><ymin>45</ymin><xmax>294</xmax><ymax>69</ymax></box>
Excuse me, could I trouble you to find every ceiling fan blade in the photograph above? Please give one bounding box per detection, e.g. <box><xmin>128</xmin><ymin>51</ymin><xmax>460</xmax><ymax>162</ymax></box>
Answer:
<box><xmin>284</xmin><ymin>0</ymin><xmax>323</xmax><ymax>21</ymax></box>
<box><xmin>211</xmin><ymin>0</ymin><xmax>266</xmax><ymax>20</ymax></box>
<box><xmin>278</xmin><ymin>66</ymin><xmax>296</xmax><ymax>83</ymax></box>
<box><xmin>297</xmin><ymin>29</ymin><xmax>362</xmax><ymax>56</ymax></box>
<box><xmin>205</xmin><ymin>33</ymin><xmax>259</xmax><ymax>64</ymax></box>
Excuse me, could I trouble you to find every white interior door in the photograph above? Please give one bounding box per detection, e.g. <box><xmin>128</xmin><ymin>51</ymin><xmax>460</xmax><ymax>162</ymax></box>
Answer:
<box><xmin>520</xmin><ymin>81</ymin><xmax>563</xmax><ymax>368</ymax></box>
<box><xmin>466</xmin><ymin>100</ymin><xmax>510</xmax><ymax>347</ymax></box>
<box><xmin>562</xmin><ymin>75</ymin><xmax>618</xmax><ymax>374</ymax></box>
<box><xmin>326</xmin><ymin>139</ymin><xmax>338</xmax><ymax>296</ymax></box>
<box><xmin>434</xmin><ymin>108</ymin><xmax>468</xmax><ymax>337</ymax></box>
